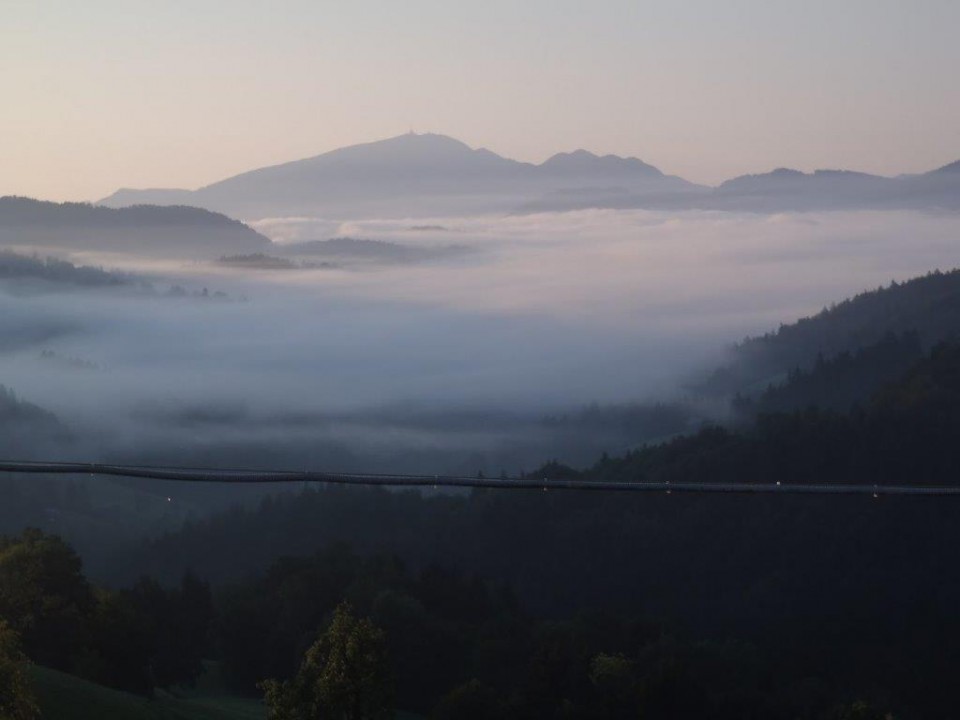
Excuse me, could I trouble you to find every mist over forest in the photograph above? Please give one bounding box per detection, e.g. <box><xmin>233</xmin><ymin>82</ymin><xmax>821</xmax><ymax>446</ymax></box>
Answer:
<box><xmin>2</xmin><ymin>204</ymin><xmax>960</xmax><ymax>479</ymax></box>
<box><xmin>6</xmin><ymin>1</ymin><xmax>960</xmax><ymax>717</ymax></box>
<box><xmin>5</xmin><ymin>149</ymin><xmax>960</xmax><ymax>720</ymax></box>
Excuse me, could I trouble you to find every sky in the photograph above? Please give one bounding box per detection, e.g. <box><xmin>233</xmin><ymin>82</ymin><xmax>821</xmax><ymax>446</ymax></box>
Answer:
<box><xmin>2</xmin><ymin>0</ymin><xmax>959</xmax><ymax>201</ymax></box>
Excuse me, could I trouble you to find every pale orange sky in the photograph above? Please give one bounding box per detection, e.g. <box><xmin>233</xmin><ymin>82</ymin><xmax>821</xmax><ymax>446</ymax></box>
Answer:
<box><xmin>2</xmin><ymin>0</ymin><xmax>958</xmax><ymax>201</ymax></box>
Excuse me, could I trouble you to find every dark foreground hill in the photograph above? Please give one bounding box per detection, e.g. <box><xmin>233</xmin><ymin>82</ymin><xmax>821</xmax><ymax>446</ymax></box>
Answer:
<box><xmin>0</xmin><ymin>197</ymin><xmax>269</xmax><ymax>259</ymax></box>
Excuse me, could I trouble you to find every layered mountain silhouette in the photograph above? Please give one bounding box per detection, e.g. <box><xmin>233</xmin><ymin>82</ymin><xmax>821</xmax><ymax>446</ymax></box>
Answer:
<box><xmin>521</xmin><ymin>162</ymin><xmax>960</xmax><ymax>214</ymax></box>
<box><xmin>99</xmin><ymin>132</ymin><xmax>960</xmax><ymax>219</ymax></box>
<box><xmin>99</xmin><ymin>133</ymin><xmax>699</xmax><ymax>219</ymax></box>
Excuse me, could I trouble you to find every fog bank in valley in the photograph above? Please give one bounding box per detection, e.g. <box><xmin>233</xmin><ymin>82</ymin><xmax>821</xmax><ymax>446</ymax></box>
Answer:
<box><xmin>3</xmin><ymin>208</ymin><xmax>960</xmax><ymax>477</ymax></box>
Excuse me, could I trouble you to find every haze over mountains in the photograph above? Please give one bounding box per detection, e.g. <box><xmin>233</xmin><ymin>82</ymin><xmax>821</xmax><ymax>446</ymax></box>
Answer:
<box><xmin>0</xmin><ymin>196</ymin><xmax>268</xmax><ymax>258</ymax></box>
<box><xmin>99</xmin><ymin>132</ymin><xmax>698</xmax><ymax>219</ymax></box>
<box><xmin>98</xmin><ymin>132</ymin><xmax>960</xmax><ymax>220</ymax></box>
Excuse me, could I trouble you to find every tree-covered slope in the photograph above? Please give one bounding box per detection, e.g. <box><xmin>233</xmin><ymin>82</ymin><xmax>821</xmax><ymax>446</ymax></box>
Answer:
<box><xmin>0</xmin><ymin>385</ymin><xmax>67</xmax><ymax>455</ymax></box>
<box><xmin>0</xmin><ymin>250</ymin><xmax>133</xmax><ymax>287</ymax></box>
<box><xmin>701</xmin><ymin>269</ymin><xmax>960</xmax><ymax>397</ymax></box>
<box><xmin>734</xmin><ymin>331</ymin><xmax>923</xmax><ymax>415</ymax></box>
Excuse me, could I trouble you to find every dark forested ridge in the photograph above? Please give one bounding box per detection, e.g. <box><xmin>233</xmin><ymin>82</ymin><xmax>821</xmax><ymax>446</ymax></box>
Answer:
<box><xmin>739</xmin><ymin>331</ymin><xmax>924</xmax><ymax>415</ymax></box>
<box><xmin>701</xmin><ymin>269</ymin><xmax>960</xmax><ymax>398</ymax></box>
<box><xmin>0</xmin><ymin>250</ymin><xmax>134</xmax><ymax>288</ymax></box>
<box><xmin>0</xmin><ymin>197</ymin><xmax>245</xmax><ymax>228</ymax></box>
<box><xmin>0</xmin><ymin>197</ymin><xmax>268</xmax><ymax>258</ymax></box>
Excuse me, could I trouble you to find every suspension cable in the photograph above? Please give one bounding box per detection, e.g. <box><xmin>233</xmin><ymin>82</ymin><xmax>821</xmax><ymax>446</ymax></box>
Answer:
<box><xmin>0</xmin><ymin>460</ymin><xmax>957</xmax><ymax>496</ymax></box>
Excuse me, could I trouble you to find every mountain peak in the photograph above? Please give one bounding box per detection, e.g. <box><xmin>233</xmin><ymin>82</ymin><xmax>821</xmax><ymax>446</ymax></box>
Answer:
<box><xmin>768</xmin><ymin>167</ymin><xmax>805</xmax><ymax>177</ymax></box>
<box><xmin>256</xmin><ymin>132</ymin><xmax>525</xmax><ymax>177</ymax></box>
<box><xmin>314</xmin><ymin>132</ymin><xmax>483</xmax><ymax>161</ymax></box>
<box><xmin>539</xmin><ymin>150</ymin><xmax>663</xmax><ymax>176</ymax></box>
<box><xmin>373</xmin><ymin>131</ymin><xmax>472</xmax><ymax>150</ymax></box>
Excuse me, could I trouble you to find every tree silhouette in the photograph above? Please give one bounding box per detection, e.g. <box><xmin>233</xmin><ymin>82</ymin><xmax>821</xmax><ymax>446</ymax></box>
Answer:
<box><xmin>0</xmin><ymin>621</ymin><xmax>39</xmax><ymax>720</ymax></box>
<box><xmin>0</xmin><ymin>529</ymin><xmax>94</xmax><ymax>669</ymax></box>
<box><xmin>261</xmin><ymin>601</ymin><xmax>393</xmax><ymax>720</ymax></box>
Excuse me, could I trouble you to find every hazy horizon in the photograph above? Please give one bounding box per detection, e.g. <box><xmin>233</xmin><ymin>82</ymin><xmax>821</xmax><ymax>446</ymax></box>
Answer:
<box><xmin>3</xmin><ymin>0</ymin><xmax>960</xmax><ymax>476</ymax></box>
<box><xmin>3</xmin><ymin>0</ymin><xmax>959</xmax><ymax>202</ymax></box>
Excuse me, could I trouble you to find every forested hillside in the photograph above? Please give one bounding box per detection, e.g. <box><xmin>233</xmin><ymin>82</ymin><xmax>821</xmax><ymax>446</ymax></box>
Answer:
<box><xmin>0</xmin><ymin>385</ymin><xmax>67</xmax><ymax>458</ymax></box>
<box><xmin>93</xmin><ymin>337</ymin><xmax>960</xmax><ymax>718</ymax></box>
<box><xmin>738</xmin><ymin>331</ymin><xmax>924</xmax><ymax>414</ymax></box>
<box><xmin>702</xmin><ymin>269</ymin><xmax>960</xmax><ymax>397</ymax></box>
<box><xmin>8</xmin><ymin>270</ymin><xmax>960</xmax><ymax>718</ymax></box>
<box><xmin>0</xmin><ymin>251</ymin><xmax>133</xmax><ymax>287</ymax></box>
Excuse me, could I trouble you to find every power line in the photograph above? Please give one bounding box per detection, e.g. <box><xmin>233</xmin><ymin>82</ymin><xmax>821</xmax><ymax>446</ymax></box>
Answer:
<box><xmin>0</xmin><ymin>459</ymin><xmax>959</xmax><ymax>496</ymax></box>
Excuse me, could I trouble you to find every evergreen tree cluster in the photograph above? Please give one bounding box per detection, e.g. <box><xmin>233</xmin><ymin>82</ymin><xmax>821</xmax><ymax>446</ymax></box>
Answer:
<box><xmin>0</xmin><ymin>529</ymin><xmax>214</xmax><ymax>696</ymax></box>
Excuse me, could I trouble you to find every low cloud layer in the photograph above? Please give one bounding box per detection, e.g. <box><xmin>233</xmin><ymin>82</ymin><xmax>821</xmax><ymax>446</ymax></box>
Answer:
<box><xmin>2</xmin><ymin>208</ymin><xmax>960</xmax><ymax>471</ymax></box>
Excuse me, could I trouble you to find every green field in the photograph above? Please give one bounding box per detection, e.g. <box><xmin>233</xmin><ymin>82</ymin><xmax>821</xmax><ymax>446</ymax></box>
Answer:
<box><xmin>31</xmin><ymin>665</ymin><xmax>265</xmax><ymax>720</ymax></box>
<box><xmin>31</xmin><ymin>665</ymin><xmax>423</xmax><ymax>720</ymax></box>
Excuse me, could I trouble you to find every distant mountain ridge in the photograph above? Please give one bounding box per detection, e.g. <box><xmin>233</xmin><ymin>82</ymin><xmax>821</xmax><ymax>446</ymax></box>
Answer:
<box><xmin>0</xmin><ymin>196</ymin><xmax>269</xmax><ymax>258</ymax></box>
<box><xmin>98</xmin><ymin>132</ymin><xmax>699</xmax><ymax>219</ymax></box>
<box><xmin>538</xmin><ymin>149</ymin><xmax>664</xmax><ymax>177</ymax></box>
<box><xmin>99</xmin><ymin>132</ymin><xmax>960</xmax><ymax>219</ymax></box>
<box><xmin>521</xmin><ymin>161</ymin><xmax>960</xmax><ymax>214</ymax></box>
